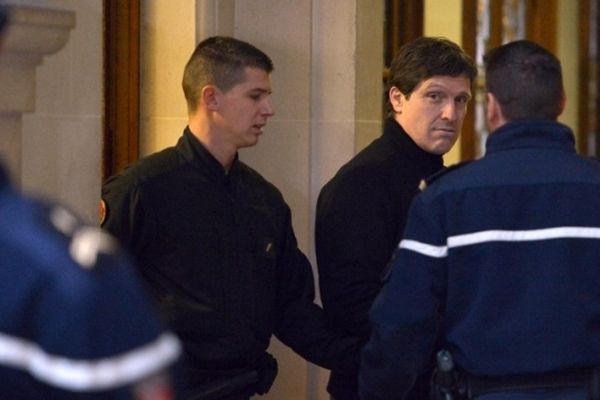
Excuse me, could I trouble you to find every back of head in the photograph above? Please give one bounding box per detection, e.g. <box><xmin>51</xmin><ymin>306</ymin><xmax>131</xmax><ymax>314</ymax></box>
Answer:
<box><xmin>484</xmin><ymin>40</ymin><xmax>563</xmax><ymax>121</ymax></box>
<box><xmin>387</xmin><ymin>36</ymin><xmax>476</xmax><ymax>113</ymax></box>
<box><xmin>182</xmin><ymin>36</ymin><xmax>273</xmax><ymax>114</ymax></box>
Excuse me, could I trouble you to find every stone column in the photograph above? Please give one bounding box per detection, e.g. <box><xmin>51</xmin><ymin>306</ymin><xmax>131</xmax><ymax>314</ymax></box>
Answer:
<box><xmin>0</xmin><ymin>5</ymin><xmax>75</xmax><ymax>183</ymax></box>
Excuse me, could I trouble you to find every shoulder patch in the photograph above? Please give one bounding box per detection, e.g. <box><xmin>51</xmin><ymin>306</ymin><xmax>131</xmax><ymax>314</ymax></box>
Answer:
<box><xmin>420</xmin><ymin>160</ymin><xmax>473</xmax><ymax>191</ymax></box>
<box><xmin>50</xmin><ymin>205</ymin><xmax>117</xmax><ymax>269</ymax></box>
<box><xmin>69</xmin><ymin>227</ymin><xmax>117</xmax><ymax>269</ymax></box>
<box><xmin>50</xmin><ymin>206</ymin><xmax>79</xmax><ymax>236</ymax></box>
<box><xmin>99</xmin><ymin>199</ymin><xmax>107</xmax><ymax>226</ymax></box>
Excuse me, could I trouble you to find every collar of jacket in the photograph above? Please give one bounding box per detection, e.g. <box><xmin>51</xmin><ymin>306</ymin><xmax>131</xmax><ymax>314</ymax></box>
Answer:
<box><xmin>383</xmin><ymin>117</ymin><xmax>444</xmax><ymax>169</ymax></box>
<box><xmin>178</xmin><ymin>126</ymin><xmax>241</xmax><ymax>183</ymax></box>
<box><xmin>486</xmin><ymin>119</ymin><xmax>576</xmax><ymax>155</ymax></box>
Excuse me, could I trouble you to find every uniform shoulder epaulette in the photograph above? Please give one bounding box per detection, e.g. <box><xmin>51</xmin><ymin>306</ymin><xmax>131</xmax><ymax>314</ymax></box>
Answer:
<box><xmin>48</xmin><ymin>206</ymin><xmax>118</xmax><ymax>269</ymax></box>
<box><xmin>419</xmin><ymin>160</ymin><xmax>473</xmax><ymax>191</ymax></box>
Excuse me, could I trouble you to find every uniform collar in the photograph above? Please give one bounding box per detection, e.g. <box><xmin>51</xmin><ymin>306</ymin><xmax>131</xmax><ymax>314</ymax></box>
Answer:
<box><xmin>178</xmin><ymin>126</ymin><xmax>240</xmax><ymax>182</ymax></box>
<box><xmin>383</xmin><ymin>117</ymin><xmax>444</xmax><ymax>168</ymax></box>
<box><xmin>486</xmin><ymin>119</ymin><xmax>576</xmax><ymax>155</ymax></box>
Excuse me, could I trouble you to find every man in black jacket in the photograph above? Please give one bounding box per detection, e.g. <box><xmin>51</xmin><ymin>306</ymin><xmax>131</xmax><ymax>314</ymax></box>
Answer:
<box><xmin>101</xmin><ymin>36</ymin><xmax>359</xmax><ymax>400</ymax></box>
<box><xmin>315</xmin><ymin>37</ymin><xmax>476</xmax><ymax>400</ymax></box>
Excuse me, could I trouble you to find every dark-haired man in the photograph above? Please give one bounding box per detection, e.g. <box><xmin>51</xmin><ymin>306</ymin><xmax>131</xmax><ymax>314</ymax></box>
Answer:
<box><xmin>102</xmin><ymin>36</ymin><xmax>359</xmax><ymax>400</ymax></box>
<box><xmin>315</xmin><ymin>36</ymin><xmax>476</xmax><ymax>400</ymax></box>
<box><xmin>360</xmin><ymin>40</ymin><xmax>600</xmax><ymax>399</ymax></box>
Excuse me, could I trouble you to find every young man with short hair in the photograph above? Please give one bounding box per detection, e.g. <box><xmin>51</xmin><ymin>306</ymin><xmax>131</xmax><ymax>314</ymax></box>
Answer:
<box><xmin>102</xmin><ymin>36</ymin><xmax>359</xmax><ymax>400</ymax></box>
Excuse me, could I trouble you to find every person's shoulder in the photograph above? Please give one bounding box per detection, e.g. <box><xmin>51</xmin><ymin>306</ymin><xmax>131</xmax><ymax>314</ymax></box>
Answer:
<box><xmin>3</xmin><ymin>190</ymin><xmax>122</xmax><ymax>270</ymax></box>
<box><xmin>320</xmin><ymin>142</ymin><xmax>400</xmax><ymax>198</ymax></box>
<box><xmin>1</xmin><ymin>197</ymin><xmax>147</xmax><ymax>319</ymax></box>
<box><xmin>104</xmin><ymin>146</ymin><xmax>182</xmax><ymax>189</ymax></box>
<box><xmin>0</xmin><ymin>189</ymin><xmax>180</xmax><ymax>394</ymax></box>
<box><xmin>587</xmin><ymin>156</ymin><xmax>600</xmax><ymax>165</ymax></box>
<box><xmin>341</xmin><ymin>138</ymin><xmax>402</xmax><ymax>176</ymax></box>
<box><xmin>418</xmin><ymin>160</ymin><xmax>474</xmax><ymax>193</ymax></box>
<box><xmin>580</xmin><ymin>156</ymin><xmax>600</xmax><ymax>178</ymax></box>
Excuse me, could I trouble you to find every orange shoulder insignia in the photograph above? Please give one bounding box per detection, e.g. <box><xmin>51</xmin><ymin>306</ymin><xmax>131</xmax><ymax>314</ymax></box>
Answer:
<box><xmin>99</xmin><ymin>199</ymin><xmax>107</xmax><ymax>226</ymax></box>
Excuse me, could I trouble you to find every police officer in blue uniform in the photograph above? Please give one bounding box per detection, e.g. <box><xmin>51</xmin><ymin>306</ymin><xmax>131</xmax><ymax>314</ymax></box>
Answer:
<box><xmin>359</xmin><ymin>40</ymin><xmax>600</xmax><ymax>399</ymax></box>
<box><xmin>0</xmin><ymin>5</ymin><xmax>180</xmax><ymax>399</ymax></box>
<box><xmin>0</xmin><ymin>164</ymin><xmax>181</xmax><ymax>399</ymax></box>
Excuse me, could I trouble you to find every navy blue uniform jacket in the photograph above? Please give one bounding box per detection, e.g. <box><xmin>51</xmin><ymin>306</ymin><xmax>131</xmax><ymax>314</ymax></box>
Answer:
<box><xmin>0</xmin><ymin>163</ymin><xmax>180</xmax><ymax>398</ymax></box>
<box><xmin>360</xmin><ymin>120</ymin><xmax>600</xmax><ymax>399</ymax></box>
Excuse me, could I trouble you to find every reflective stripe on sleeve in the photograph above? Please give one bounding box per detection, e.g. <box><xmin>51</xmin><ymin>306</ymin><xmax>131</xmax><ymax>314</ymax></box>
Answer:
<box><xmin>399</xmin><ymin>226</ymin><xmax>600</xmax><ymax>258</ymax></box>
<box><xmin>399</xmin><ymin>239</ymin><xmax>448</xmax><ymax>258</ymax></box>
<box><xmin>448</xmin><ymin>226</ymin><xmax>600</xmax><ymax>248</ymax></box>
<box><xmin>0</xmin><ymin>332</ymin><xmax>180</xmax><ymax>392</ymax></box>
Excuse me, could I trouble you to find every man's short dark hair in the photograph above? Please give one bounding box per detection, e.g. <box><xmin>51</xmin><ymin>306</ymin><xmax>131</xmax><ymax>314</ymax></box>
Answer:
<box><xmin>387</xmin><ymin>36</ymin><xmax>477</xmax><ymax>113</ymax></box>
<box><xmin>182</xmin><ymin>36</ymin><xmax>274</xmax><ymax>114</ymax></box>
<box><xmin>484</xmin><ymin>40</ymin><xmax>563</xmax><ymax>121</ymax></box>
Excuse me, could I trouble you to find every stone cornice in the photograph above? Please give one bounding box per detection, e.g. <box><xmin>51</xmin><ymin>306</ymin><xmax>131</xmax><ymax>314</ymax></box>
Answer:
<box><xmin>0</xmin><ymin>5</ymin><xmax>75</xmax><ymax>113</ymax></box>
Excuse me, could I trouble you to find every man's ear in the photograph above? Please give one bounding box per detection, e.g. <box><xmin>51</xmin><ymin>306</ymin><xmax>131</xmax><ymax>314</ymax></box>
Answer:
<box><xmin>389</xmin><ymin>86</ymin><xmax>405</xmax><ymax>114</ymax></box>
<box><xmin>201</xmin><ymin>85</ymin><xmax>219</xmax><ymax>110</ymax></box>
<box><xmin>486</xmin><ymin>92</ymin><xmax>506</xmax><ymax>132</ymax></box>
<box><xmin>557</xmin><ymin>90</ymin><xmax>566</xmax><ymax>117</ymax></box>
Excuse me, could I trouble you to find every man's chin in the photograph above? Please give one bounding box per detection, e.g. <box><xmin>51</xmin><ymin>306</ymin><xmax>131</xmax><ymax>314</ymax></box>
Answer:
<box><xmin>435</xmin><ymin>137</ymin><xmax>459</xmax><ymax>155</ymax></box>
<box><xmin>239</xmin><ymin>137</ymin><xmax>260</xmax><ymax>149</ymax></box>
<box><xmin>428</xmin><ymin>143</ymin><xmax>453</xmax><ymax>155</ymax></box>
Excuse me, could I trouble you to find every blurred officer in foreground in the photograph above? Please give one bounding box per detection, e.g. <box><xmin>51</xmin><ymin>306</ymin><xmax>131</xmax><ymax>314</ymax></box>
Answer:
<box><xmin>0</xmin><ymin>5</ymin><xmax>180</xmax><ymax>399</ymax></box>
<box><xmin>360</xmin><ymin>40</ymin><xmax>600</xmax><ymax>400</ymax></box>
<box><xmin>316</xmin><ymin>36</ymin><xmax>476</xmax><ymax>400</ymax></box>
<box><xmin>101</xmin><ymin>36</ymin><xmax>359</xmax><ymax>400</ymax></box>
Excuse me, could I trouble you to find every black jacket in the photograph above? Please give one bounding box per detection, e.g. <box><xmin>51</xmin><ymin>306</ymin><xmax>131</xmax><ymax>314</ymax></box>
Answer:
<box><xmin>315</xmin><ymin>118</ymin><xmax>443</xmax><ymax>399</ymax></box>
<box><xmin>102</xmin><ymin>127</ymin><xmax>359</xmax><ymax>394</ymax></box>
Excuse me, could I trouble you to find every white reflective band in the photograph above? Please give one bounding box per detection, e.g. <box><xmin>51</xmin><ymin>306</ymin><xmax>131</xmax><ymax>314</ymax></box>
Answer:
<box><xmin>448</xmin><ymin>226</ymin><xmax>600</xmax><ymax>248</ymax></box>
<box><xmin>399</xmin><ymin>239</ymin><xmax>448</xmax><ymax>258</ymax></box>
<box><xmin>400</xmin><ymin>226</ymin><xmax>600</xmax><ymax>258</ymax></box>
<box><xmin>0</xmin><ymin>332</ymin><xmax>180</xmax><ymax>392</ymax></box>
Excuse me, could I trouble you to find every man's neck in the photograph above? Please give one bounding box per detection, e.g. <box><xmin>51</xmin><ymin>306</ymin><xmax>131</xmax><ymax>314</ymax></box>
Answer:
<box><xmin>188</xmin><ymin>119</ymin><xmax>236</xmax><ymax>172</ymax></box>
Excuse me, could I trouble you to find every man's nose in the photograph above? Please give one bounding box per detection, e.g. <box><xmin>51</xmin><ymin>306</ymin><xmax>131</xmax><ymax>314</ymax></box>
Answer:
<box><xmin>441</xmin><ymin>101</ymin><xmax>457</xmax><ymax>121</ymax></box>
<box><xmin>262</xmin><ymin>98</ymin><xmax>275</xmax><ymax>117</ymax></box>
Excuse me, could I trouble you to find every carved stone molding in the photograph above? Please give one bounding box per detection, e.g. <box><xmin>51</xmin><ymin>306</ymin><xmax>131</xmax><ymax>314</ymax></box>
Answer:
<box><xmin>0</xmin><ymin>5</ymin><xmax>75</xmax><ymax>112</ymax></box>
<box><xmin>0</xmin><ymin>5</ymin><xmax>75</xmax><ymax>180</ymax></box>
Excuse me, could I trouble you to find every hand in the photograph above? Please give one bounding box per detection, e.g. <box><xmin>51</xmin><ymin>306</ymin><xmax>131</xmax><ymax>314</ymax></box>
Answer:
<box><xmin>253</xmin><ymin>352</ymin><xmax>278</xmax><ymax>395</ymax></box>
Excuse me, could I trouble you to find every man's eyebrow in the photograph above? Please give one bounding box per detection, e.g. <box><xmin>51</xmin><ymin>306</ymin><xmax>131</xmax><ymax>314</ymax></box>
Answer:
<box><xmin>422</xmin><ymin>83</ymin><xmax>451</xmax><ymax>92</ymax></box>
<box><xmin>249</xmin><ymin>87</ymin><xmax>272</xmax><ymax>94</ymax></box>
<box><xmin>426</xmin><ymin>83</ymin><xmax>472</xmax><ymax>97</ymax></box>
